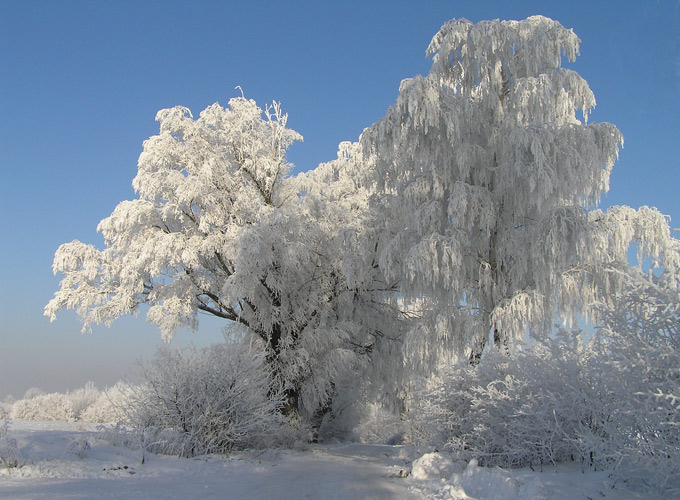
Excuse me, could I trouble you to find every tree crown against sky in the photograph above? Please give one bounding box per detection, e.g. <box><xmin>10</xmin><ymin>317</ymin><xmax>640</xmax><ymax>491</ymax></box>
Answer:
<box><xmin>360</xmin><ymin>15</ymin><xmax>679</xmax><ymax>364</ymax></box>
<box><xmin>45</xmin><ymin>96</ymin><xmax>406</xmax><ymax>417</ymax></box>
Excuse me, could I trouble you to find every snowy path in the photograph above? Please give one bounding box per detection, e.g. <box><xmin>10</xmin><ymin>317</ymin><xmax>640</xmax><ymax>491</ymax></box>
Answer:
<box><xmin>1</xmin><ymin>455</ymin><xmax>421</xmax><ymax>500</ymax></box>
<box><xmin>0</xmin><ymin>422</ymin><xmax>423</xmax><ymax>500</ymax></box>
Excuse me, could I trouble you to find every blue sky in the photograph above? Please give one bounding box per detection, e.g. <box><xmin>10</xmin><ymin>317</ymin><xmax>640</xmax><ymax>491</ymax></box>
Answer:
<box><xmin>1</xmin><ymin>1</ymin><xmax>678</xmax><ymax>399</ymax></box>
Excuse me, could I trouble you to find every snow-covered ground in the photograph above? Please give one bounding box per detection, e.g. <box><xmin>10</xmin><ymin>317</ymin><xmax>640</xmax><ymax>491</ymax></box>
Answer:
<box><xmin>0</xmin><ymin>421</ymin><xmax>654</xmax><ymax>500</ymax></box>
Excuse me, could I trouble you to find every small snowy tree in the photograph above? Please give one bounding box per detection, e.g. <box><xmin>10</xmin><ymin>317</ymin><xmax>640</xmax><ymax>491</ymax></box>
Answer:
<box><xmin>362</xmin><ymin>16</ymin><xmax>678</xmax><ymax>364</ymax></box>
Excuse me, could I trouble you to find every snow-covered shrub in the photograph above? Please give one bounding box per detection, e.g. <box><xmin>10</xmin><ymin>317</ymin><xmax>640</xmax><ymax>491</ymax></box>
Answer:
<box><xmin>409</xmin><ymin>267</ymin><xmax>680</xmax><ymax>494</ymax></box>
<box><xmin>1</xmin><ymin>382</ymin><xmax>126</xmax><ymax>424</ymax></box>
<box><xmin>66</xmin><ymin>381</ymin><xmax>101</xmax><ymax>420</ymax></box>
<box><xmin>123</xmin><ymin>343</ymin><xmax>285</xmax><ymax>457</ymax></box>
<box><xmin>409</xmin><ymin>331</ymin><xmax>605</xmax><ymax>469</ymax></box>
<box><xmin>66</xmin><ymin>436</ymin><xmax>92</xmax><ymax>459</ymax></box>
<box><xmin>97</xmin><ymin>422</ymin><xmax>141</xmax><ymax>451</ymax></box>
<box><xmin>79</xmin><ymin>381</ymin><xmax>132</xmax><ymax>424</ymax></box>
<box><xmin>353</xmin><ymin>402</ymin><xmax>406</xmax><ymax>445</ymax></box>
<box><xmin>589</xmin><ymin>268</ymin><xmax>680</xmax><ymax>494</ymax></box>
<box><xmin>273</xmin><ymin>414</ymin><xmax>313</xmax><ymax>450</ymax></box>
<box><xmin>0</xmin><ymin>420</ymin><xmax>22</xmax><ymax>470</ymax></box>
<box><xmin>0</xmin><ymin>397</ymin><xmax>14</xmax><ymax>420</ymax></box>
<box><xmin>10</xmin><ymin>392</ymin><xmax>75</xmax><ymax>422</ymax></box>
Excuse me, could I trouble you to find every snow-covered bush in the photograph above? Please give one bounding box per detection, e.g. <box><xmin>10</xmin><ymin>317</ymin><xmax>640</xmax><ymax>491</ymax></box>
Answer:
<box><xmin>123</xmin><ymin>343</ymin><xmax>285</xmax><ymax>457</ymax></box>
<box><xmin>0</xmin><ymin>397</ymin><xmax>14</xmax><ymax>420</ymax></box>
<box><xmin>273</xmin><ymin>414</ymin><xmax>314</xmax><ymax>450</ymax></box>
<box><xmin>409</xmin><ymin>267</ymin><xmax>680</xmax><ymax>494</ymax></box>
<box><xmin>10</xmin><ymin>392</ymin><xmax>75</xmax><ymax>422</ymax></box>
<box><xmin>1</xmin><ymin>382</ymin><xmax>128</xmax><ymax>423</ymax></box>
<box><xmin>589</xmin><ymin>268</ymin><xmax>680</xmax><ymax>494</ymax></box>
<box><xmin>0</xmin><ymin>420</ymin><xmax>23</xmax><ymax>470</ymax></box>
<box><xmin>66</xmin><ymin>436</ymin><xmax>92</xmax><ymax>459</ymax></box>
<box><xmin>353</xmin><ymin>402</ymin><xmax>406</xmax><ymax>445</ymax></box>
<box><xmin>79</xmin><ymin>381</ymin><xmax>133</xmax><ymax>424</ymax></box>
<box><xmin>409</xmin><ymin>331</ymin><xmax>604</xmax><ymax>469</ymax></box>
<box><xmin>66</xmin><ymin>381</ymin><xmax>100</xmax><ymax>420</ymax></box>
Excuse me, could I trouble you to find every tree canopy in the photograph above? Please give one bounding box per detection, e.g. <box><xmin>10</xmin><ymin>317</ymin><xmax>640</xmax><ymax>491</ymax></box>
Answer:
<box><xmin>45</xmin><ymin>97</ymin><xmax>406</xmax><ymax>417</ymax></box>
<box><xmin>360</xmin><ymin>16</ymin><xmax>678</xmax><ymax>364</ymax></box>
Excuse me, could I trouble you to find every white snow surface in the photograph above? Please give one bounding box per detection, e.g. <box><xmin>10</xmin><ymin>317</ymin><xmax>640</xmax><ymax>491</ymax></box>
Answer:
<box><xmin>0</xmin><ymin>421</ymin><xmax>652</xmax><ymax>500</ymax></box>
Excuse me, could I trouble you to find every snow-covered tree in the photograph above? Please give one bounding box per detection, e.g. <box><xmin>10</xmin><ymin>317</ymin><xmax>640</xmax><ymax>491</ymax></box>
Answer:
<box><xmin>46</xmin><ymin>97</ymin><xmax>302</xmax><ymax>336</ymax></box>
<box><xmin>45</xmin><ymin>96</ymin><xmax>405</xmax><ymax>420</ymax></box>
<box><xmin>361</xmin><ymin>16</ymin><xmax>679</xmax><ymax>364</ymax></box>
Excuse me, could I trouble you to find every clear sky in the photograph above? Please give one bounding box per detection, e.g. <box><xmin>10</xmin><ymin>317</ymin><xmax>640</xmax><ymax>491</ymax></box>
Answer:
<box><xmin>1</xmin><ymin>1</ymin><xmax>678</xmax><ymax>400</ymax></box>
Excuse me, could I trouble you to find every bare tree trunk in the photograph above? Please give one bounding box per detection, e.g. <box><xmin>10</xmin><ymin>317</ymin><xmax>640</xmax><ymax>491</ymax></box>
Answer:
<box><xmin>493</xmin><ymin>328</ymin><xmax>508</xmax><ymax>353</ymax></box>
<box><xmin>281</xmin><ymin>388</ymin><xmax>300</xmax><ymax>417</ymax></box>
<box><xmin>468</xmin><ymin>337</ymin><xmax>485</xmax><ymax>365</ymax></box>
<box><xmin>266</xmin><ymin>321</ymin><xmax>303</xmax><ymax>416</ymax></box>
<box><xmin>468</xmin><ymin>328</ymin><xmax>507</xmax><ymax>365</ymax></box>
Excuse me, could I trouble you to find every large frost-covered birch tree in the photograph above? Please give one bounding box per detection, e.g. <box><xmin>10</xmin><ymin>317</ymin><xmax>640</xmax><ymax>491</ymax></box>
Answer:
<box><xmin>45</xmin><ymin>97</ymin><xmax>404</xmax><ymax>418</ymax></box>
<box><xmin>362</xmin><ymin>16</ymin><xmax>678</xmax><ymax>364</ymax></box>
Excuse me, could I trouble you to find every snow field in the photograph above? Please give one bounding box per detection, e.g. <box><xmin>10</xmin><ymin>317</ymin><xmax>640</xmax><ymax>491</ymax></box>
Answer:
<box><xmin>0</xmin><ymin>421</ymin><xmax>655</xmax><ymax>500</ymax></box>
